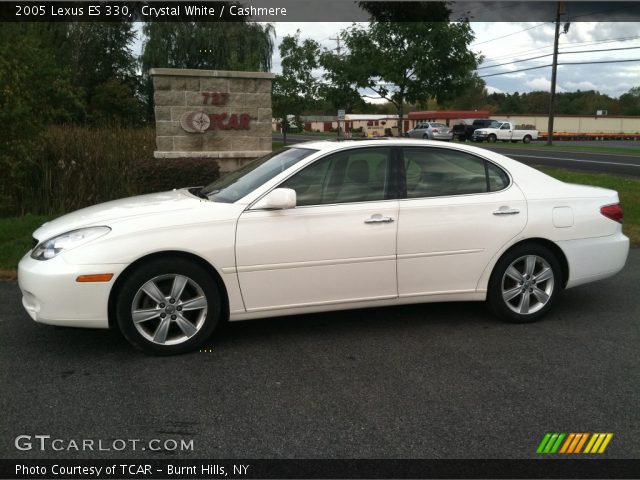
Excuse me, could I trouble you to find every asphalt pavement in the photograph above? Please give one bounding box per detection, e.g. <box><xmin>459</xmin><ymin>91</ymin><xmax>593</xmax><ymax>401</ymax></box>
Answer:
<box><xmin>273</xmin><ymin>134</ymin><xmax>640</xmax><ymax>177</ymax></box>
<box><xmin>1</xmin><ymin>250</ymin><xmax>638</xmax><ymax>460</ymax></box>
<box><xmin>483</xmin><ymin>144</ymin><xmax>640</xmax><ymax>177</ymax></box>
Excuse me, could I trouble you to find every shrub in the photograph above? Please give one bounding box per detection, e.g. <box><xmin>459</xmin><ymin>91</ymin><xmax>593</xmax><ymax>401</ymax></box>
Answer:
<box><xmin>0</xmin><ymin>125</ymin><xmax>220</xmax><ymax>216</ymax></box>
<box><xmin>132</xmin><ymin>157</ymin><xmax>220</xmax><ymax>195</ymax></box>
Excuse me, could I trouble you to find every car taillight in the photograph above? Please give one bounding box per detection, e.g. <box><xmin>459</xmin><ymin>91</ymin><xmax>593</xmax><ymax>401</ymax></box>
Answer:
<box><xmin>600</xmin><ymin>203</ymin><xmax>623</xmax><ymax>223</ymax></box>
<box><xmin>432</xmin><ymin>128</ymin><xmax>439</xmax><ymax>133</ymax></box>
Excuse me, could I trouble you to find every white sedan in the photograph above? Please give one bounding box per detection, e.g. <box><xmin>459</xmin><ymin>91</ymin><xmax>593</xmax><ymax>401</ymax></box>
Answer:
<box><xmin>19</xmin><ymin>140</ymin><xmax>629</xmax><ymax>355</ymax></box>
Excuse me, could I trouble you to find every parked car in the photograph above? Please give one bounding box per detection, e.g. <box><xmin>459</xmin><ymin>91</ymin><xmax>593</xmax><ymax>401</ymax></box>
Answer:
<box><xmin>472</xmin><ymin>121</ymin><xmax>539</xmax><ymax>143</ymax></box>
<box><xmin>19</xmin><ymin>140</ymin><xmax>629</xmax><ymax>355</ymax></box>
<box><xmin>451</xmin><ymin>119</ymin><xmax>499</xmax><ymax>141</ymax></box>
<box><xmin>406</xmin><ymin>122</ymin><xmax>453</xmax><ymax>141</ymax></box>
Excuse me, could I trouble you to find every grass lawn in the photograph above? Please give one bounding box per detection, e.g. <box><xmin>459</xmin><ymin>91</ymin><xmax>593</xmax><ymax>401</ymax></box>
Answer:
<box><xmin>540</xmin><ymin>168</ymin><xmax>639</xmax><ymax>246</ymax></box>
<box><xmin>0</xmin><ymin>169</ymin><xmax>637</xmax><ymax>275</ymax></box>
<box><xmin>0</xmin><ymin>214</ymin><xmax>53</xmax><ymax>277</ymax></box>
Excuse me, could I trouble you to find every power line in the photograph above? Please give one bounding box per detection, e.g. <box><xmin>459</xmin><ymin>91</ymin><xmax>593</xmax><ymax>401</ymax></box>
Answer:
<box><xmin>478</xmin><ymin>58</ymin><xmax>640</xmax><ymax>78</ymax></box>
<box><xmin>561</xmin><ymin>43</ymin><xmax>640</xmax><ymax>55</ymax></box>
<box><xmin>477</xmin><ymin>45</ymin><xmax>640</xmax><ymax>70</ymax></box>
<box><xmin>478</xmin><ymin>34</ymin><xmax>640</xmax><ymax>63</ymax></box>
<box><xmin>478</xmin><ymin>53</ymin><xmax>552</xmax><ymax>71</ymax></box>
<box><xmin>471</xmin><ymin>23</ymin><xmax>549</xmax><ymax>47</ymax></box>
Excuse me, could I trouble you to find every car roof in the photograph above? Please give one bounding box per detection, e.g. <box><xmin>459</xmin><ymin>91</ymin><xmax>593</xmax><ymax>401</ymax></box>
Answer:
<box><xmin>286</xmin><ymin>138</ymin><xmax>469</xmax><ymax>153</ymax></box>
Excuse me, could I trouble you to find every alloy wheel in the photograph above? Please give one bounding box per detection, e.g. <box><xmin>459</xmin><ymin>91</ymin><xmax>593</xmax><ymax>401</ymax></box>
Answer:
<box><xmin>131</xmin><ymin>274</ymin><xmax>208</xmax><ymax>345</ymax></box>
<box><xmin>501</xmin><ymin>255</ymin><xmax>555</xmax><ymax>315</ymax></box>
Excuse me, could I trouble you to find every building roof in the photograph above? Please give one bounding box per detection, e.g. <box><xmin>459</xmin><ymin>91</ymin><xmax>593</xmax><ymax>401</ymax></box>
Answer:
<box><xmin>408</xmin><ymin>110</ymin><xmax>491</xmax><ymax>120</ymax></box>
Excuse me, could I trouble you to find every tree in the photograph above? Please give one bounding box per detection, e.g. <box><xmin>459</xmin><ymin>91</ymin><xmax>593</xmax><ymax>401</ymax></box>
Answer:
<box><xmin>440</xmin><ymin>75</ymin><xmax>488</xmax><ymax>110</ymax></box>
<box><xmin>341</xmin><ymin>22</ymin><xmax>480</xmax><ymax>134</ymax></box>
<box><xmin>66</xmin><ymin>22</ymin><xmax>142</xmax><ymax>124</ymax></box>
<box><xmin>140</xmin><ymin>21</ymin><xmax>275</xmax><ymax>121</ymax></box>
<box><xmin>318</xmin><ymin>49</ymin><xmax>366</xmax><ymax>116</ymax></box>
<box><xmin>272</xmin><ymin>31</ymin><xmax>320</xmax><ymax>144</ymax></box>
<box><xmin>0</xmin><ymin>23</ymin><xmax>83</xmax><ymax>213</ymax></box>
<box><xmin>618</xmin><ymin>87</ymin><xmax>640</xmax><ymax>116</ymax></box>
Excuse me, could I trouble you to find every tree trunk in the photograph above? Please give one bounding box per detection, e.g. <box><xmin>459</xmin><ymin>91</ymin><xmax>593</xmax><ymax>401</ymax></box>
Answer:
<box><xmin>398</xmin><ymin>100</ymin><xmax>404</xmax><ymax>136</ymax></box>
<box><xmin>282</xmin><ymin>121</ymin><xmax>288</xmax><ymax>146</ymax></box>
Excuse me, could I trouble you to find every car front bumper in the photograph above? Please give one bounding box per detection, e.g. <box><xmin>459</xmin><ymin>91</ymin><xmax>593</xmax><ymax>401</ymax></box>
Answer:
<box><xmin>472</xmin><ymin>133</ymin><xmax>488</xmax><ymax>141</ymax></box>
<box><xmin>18</xmin><ymin>253</ymin><xmax>128</xmax><ymax>329</ymax></box>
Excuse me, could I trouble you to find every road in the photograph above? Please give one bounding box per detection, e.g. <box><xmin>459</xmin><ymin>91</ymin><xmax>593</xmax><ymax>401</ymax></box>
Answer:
<box><xmin>273</xmin><ymin>134</ymin><xmax>640</xmax><ymax>177</ymax></box>
<box><xmin>483</xmin><ymin>145</ymin><xmax>640</xmax><ymax>177</ymax></box>
<box><xmin>1</xmin><ymin>250</ymin><xmax>639</xmax><ymax>460</ymax></box>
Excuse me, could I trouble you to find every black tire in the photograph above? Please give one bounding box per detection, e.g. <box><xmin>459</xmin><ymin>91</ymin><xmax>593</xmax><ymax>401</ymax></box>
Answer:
<box><xmin>422</xmin><ymin>133</ymin><xmax>429</xmax><ymax>139</ymax></box>
<box><xmin>116</xmin><ymin>257</ymin><xmax>221</xmax><ymax>355</ymax></box>
<box><xmin>523</xmin><ymin>135</ymin><xmax>532</xmax><ymax>144</ymax></box>
<box><xmin>487</xmin><ymin>134</ymin><xmax>497</xmax><ymax>143</ymax></box>
<box><xmin>487</xmin><ymin>244</ymin><xmax>562</xmax><ymax>324</ymax></box>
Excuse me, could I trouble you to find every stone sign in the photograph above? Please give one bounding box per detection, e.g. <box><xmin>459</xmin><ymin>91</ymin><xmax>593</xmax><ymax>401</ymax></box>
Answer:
<box><xmin>151</xmin><ymin>68</ymin><xmax>275</xmax><ymax>173</ymax></box>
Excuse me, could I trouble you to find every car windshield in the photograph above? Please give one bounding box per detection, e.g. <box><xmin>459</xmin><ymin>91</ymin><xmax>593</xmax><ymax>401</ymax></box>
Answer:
<box><xmin>200</xmin><ymin>147</ymin><xmax>317</xmax><ymax>203</ymax></box>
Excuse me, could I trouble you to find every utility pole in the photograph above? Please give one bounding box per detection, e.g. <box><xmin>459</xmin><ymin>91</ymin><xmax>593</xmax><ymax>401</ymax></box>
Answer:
<box><xmin>330</xmin><ymin>35</ymin><xmax>343</xmax><ymax>139</ymax></box>
<box><xmin>546</xmin><ymin>1</ymin><xmax>563</xmax><ymax>146</ymax></box>
<box><xmin>330</xmin><ymin>35</ymin><xmax>342</xmax><ymax>55</ymax></box>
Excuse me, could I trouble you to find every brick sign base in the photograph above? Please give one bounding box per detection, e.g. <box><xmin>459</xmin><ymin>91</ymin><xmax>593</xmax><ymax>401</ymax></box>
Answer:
<box><xmin>151</xmin><ymin>68</ymin><xmax>275</xmax><ymax>173</ymax></box>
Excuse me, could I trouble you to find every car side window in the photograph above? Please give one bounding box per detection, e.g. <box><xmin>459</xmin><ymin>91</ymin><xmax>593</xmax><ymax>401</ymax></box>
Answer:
<box><xmin>500</xmin><ymin>123</ymin><xmax>511</xmax><ymax>130</ymax></box>
<box><xmin>486</xmin><ymin>162</ymin><xmax>510</xmax><ymax>191</ymax></box>
<box><xmin>280</xmin><ymin>147</ymin><xmax>392</xmax><ymax>206</ymax></box>
<box><xmin>402</xmin><ymin>147</ymin><xmax>509</xmax><ymax>198</ymax></box>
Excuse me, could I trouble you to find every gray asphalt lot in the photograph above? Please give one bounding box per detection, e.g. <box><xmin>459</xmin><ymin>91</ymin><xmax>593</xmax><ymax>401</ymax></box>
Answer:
<box><xmin>1</xmin><ymin>250</ymin><xmax>639</xmax><ymax>460</ymax></box>
<box><xmin>274</xmin><ymin>134</ymin><xmax>640</xmax><ymax>177</ymax></box>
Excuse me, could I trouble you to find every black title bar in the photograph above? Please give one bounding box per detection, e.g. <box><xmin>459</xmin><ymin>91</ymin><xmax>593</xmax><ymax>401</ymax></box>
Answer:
<box><xmin>1</xmin><ymin>1</ymin><xmax>640</xmax><ymax>22</ymax></box>
<box><xmin>3</xmin><ymin>459</ymin><xmax>640</xmax><ymax>479</ymax></box>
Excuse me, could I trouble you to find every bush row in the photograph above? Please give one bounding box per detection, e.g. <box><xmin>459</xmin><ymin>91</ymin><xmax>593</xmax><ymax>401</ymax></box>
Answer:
<box><xmin>0</xmin><ymin>126</ymin><xmax>220</xmax><ymax>217</ymax></box>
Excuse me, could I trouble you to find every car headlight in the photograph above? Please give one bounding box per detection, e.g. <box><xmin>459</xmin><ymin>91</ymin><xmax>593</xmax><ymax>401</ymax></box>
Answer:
<box><xmin>31</xmin><ymin>226</ymin><xmax>111</xmax><ymax>261</ymax></box>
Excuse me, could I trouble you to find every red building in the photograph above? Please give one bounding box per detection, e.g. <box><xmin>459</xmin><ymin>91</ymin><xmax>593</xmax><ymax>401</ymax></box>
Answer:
<box><xmin>408</xmin><ymin>110</ymin><xmax>491</xmax><ymax>127</ymax></box>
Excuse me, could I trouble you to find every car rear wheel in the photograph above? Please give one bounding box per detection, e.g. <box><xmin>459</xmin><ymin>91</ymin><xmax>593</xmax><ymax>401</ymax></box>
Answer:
<box><xmin>487</xmin><ymin>244</ymin><xmax>562</xmax><ymax>323</ymax></box>
<box><xmin>116</xmin><ymin>258</ymin><xmax>221</xmax><ymax>355</ymax></box>
<box><xmin>523</xmin><ymin>135</ymin><xmax>532</xmax><ymax>144</ymax></box>
<box><xmin>422</xmin><ymin>134</ymin><xmax>429</xmax><ymax>139</ymax></box>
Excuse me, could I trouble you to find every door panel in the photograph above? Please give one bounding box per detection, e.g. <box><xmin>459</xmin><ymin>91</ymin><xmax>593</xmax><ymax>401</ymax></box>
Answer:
<box><xmin>236</xmin><ymin>202</ymin><xmax>399</xmax><ymax>311</ymax></box>
<box><xmin>235</xmin><ymin>146</ymin><xmax>399</xmax><ymax>312</ymax></box>
<box><xmin>398</xmin><ymin>147</ymin><xmax>527</xmax><ymax>297</ymax></box>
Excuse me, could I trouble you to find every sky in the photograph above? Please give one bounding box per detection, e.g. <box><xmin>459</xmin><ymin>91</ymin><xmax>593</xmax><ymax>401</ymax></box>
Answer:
<box><xmin>268</xmin><ymin>21</ymin><xmax>640</xmax><ymax>101</ymax></box>
<box><xmin>131</xmin><ymin>20</ymin><xmax>640</xmax><ymax>101</ymax></box>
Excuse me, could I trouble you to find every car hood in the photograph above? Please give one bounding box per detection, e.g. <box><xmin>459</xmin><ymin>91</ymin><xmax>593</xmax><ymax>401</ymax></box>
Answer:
<box><xmin>33</xmin><ymin>189</ymin><xmax>223</xmax><ymax>241</ymax></box>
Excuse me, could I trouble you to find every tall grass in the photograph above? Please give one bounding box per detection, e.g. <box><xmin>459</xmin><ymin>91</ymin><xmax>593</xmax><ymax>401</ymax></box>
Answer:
<box><xmin>1</xmin><ymin>125</ymin><xmax>221</xmax><ymax>217</ymax></box>
<box><xmin>31</xmin><ymin>125</ymin><xmax>155</xmax><ymax>215</ymax></box>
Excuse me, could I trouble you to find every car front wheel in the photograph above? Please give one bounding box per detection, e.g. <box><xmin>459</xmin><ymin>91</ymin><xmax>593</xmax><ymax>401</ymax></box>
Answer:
<box><xmin>487</xmin><ymin>244</ymin><xmax>562</xmax><ymax>323</ymax></box>
<box><xmin>116</xmin><ymin>258</ymin><xmax>221</xmax><ymax>355</ymax></box>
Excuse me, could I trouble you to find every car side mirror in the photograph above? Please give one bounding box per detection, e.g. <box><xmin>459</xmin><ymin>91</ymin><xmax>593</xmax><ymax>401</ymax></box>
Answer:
<box><xmin>252</xmin><ymin>188</ymin><xmax>297</xmax><ymax>210</ymax></box>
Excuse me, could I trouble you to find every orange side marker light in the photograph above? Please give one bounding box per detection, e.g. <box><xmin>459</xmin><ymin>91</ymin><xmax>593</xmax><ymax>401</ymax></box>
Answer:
<box><xmin>76</xmin><ymin>274</ymin><xmax>114</xmax><ymax>282</ymax></box>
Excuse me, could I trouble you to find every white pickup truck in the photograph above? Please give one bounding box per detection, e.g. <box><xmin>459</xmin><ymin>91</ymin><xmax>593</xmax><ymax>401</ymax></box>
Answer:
<box><xmin>471</xmin><ymin>121</ymin><xmax>538</xmax><ymax>144</ymax></box>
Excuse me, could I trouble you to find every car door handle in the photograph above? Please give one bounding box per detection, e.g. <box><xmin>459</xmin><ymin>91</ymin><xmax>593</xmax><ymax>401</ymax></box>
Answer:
<box><xmin>493</xmin><ymin>208</ymin><xmax>520</xmax><ymax>215</ymax></box>
<box><xmin>364</xmin><ymin>215</ymin><xmax>394</xmax><ymax>224</ymax></box>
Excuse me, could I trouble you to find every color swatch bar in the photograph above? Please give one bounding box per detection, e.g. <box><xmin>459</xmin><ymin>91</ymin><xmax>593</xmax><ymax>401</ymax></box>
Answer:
<box><xmin>537</xmin><ymin>433</ymin><xmax>613</xmax><ymax>454</ymax></box>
